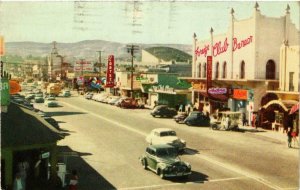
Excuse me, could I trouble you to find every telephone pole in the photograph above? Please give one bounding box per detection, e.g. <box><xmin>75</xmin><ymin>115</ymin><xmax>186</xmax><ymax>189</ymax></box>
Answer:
<box><xmin>126</xmin><ymin>44</ymin><xmax>139</xmax><ymax>97</ymax></box>
<box><xmin>96</xmin><ymin>50</ymin><xmax>103</xmax><ymax>77</ymax></box>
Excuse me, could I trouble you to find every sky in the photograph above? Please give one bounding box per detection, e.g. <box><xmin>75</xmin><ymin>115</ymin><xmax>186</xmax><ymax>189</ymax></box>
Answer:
<box><xmin>0</xmin><ymin>1</ymin><xmax>299</xmax><ymax>44</ymax></box>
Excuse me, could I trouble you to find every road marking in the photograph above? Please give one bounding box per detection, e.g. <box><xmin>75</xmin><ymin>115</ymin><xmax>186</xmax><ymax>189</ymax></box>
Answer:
<box><xmin>118</xmin><ymin>177</ymin><xmax>246</xmax><ymax>190</ymax></box>
<box><xmin>60</xmin><ymin>100</ymin><xmax>285</xmax><ymax>190</ymax></box>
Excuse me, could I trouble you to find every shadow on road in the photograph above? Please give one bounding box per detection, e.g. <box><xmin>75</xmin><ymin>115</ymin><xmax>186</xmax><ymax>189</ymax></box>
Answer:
<box><xmin>237</xmin><ymin>127</ymin><xmax>266</xmax><ymax>133</ymax></box>
<box><xmin>44</xmin><ymin>111</ymin><xmax>87</xmax><ymax>117</ymax></box>
<box><xmin>168</xmin><ymin>171</ymin><xmax>208</xmax><ymax>183</ymax></box>
<box><xmin>58</xmin><ymin>146</ymin><xmax>116</xmax><ymax>190</ymax></box>
<box><xmin>184</xmin><ymin>148</ymin><xmax>199</xmax><ymax>155</ymax></box>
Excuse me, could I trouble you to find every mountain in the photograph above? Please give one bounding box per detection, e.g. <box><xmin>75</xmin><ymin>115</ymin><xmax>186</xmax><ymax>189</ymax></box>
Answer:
<box><xmin>5</xmin><ymin>40</ymin><xmax>192</xmax><ymax>62</ymax></box>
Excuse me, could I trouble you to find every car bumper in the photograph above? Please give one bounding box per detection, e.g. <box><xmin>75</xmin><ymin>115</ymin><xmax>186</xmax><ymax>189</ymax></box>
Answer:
<box><xmin>164</xmin><ymin>171</ymin><xmax>191</xmax><ymax>177</ymax></box>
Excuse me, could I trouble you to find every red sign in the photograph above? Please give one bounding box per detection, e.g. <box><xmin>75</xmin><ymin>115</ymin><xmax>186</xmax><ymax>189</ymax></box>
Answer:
<box><xmin>206</xmin><ymin>56</ymin><xmax>212</xmax><ymax>91</ymax></box>
<box><xmin>9</xmin><ymin>80</ymin><xmax>21</xmax><ymax>94</ymax></box>
<box><xmin>0</xmin><ymin>36</ymin><xmax>4</xmax><ymax>56</ymax></box>
<box><xmin>233</xmin><ymin>89</ymin><xmax>248</xmax><ymax>100</ymax></box>
<box><xmin>106</xmin><ymin>55</ymin><xmax>115</xmax><ymax>88</ymax></box>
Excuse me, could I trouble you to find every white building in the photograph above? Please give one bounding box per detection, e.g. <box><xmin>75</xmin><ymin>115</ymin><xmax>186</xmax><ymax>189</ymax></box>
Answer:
<box><xmin>182</xmin><ymin>3</ymin><xmax>299</xmax><ymax>122</ymax></box>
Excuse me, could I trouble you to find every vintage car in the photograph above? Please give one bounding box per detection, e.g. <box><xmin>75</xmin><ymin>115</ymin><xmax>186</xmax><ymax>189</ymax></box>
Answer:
<box><xmin>173</xmin><ymin>112</ymin><xmax>188</xmax><ymax>123</ymax></box>
<box><xmin>184</xmin><ymin>111</ymin><xmax>210</xmax><ymax>127</ymax></box>
<box><xmin>140</xmin><ymin>144</ymin><xmax>191</xmax><ymax>179</ymax></box>
<box><xmin>151</xmin><ymin>105</ymin><xmax>177</xmax><ymax>118</ymax></box>
<box><xmin>62</xmin><ymin>90</ymin><xmax>71</xmax><ymax>97</ymax></box>
<box><xmin>44</xmin><ymin>100</ymin><xmax>59</xmax><ymax>107</ymax></box>
<box><xmin>84</xmin><ymin>92</ymin><xmax>94</xmax><ymax>100</ymax></box>
<box><xmin>34</xmin><ymin>95</ymin><xmax>45</xmax><ymax>103</ymax></box>
<box><xmin>211</xmin><ymin>111</ymin><xmax>242</xmax><ymax>131</ymax></box>
<box><xmin>146</xmin><ymin>128</ymin><xmax>186</xmax><ymax>152</ymax></box>
<box><xmin>119</xmin><ymin>98</ymin><xmax>138</xmax><ymax>109</ymax></box>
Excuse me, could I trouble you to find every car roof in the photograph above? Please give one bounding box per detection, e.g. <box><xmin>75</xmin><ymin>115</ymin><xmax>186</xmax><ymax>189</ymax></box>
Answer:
<box><xmin>151</xmin><ymin>128</ymin><xmax>174</xmax><ymax>133</ymax></box>
<box><xmin>149</xmin><ymin>144</ymin><xmax>175</xmax><ymax>150</ymax></box>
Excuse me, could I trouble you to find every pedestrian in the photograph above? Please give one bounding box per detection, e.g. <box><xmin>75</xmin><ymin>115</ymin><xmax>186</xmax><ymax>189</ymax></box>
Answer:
<box><xmin>252</xmin><ymin>113</ymin><xmax>256</xmax><ymax>128</ymax></box>
<box><xmin>225</xmin><ymin>115</ymin><xmax>230</xmax><ymax>130</ymax></box>
<box><xmin>69</xmin><ymin>170</ymin><xmax>79</xmax><ymax>190</ymax></box>
<box><xmin>13</xmin><ymin>173</ymin><xmax>24</xmax><ymax>190</ymax></box>
<box><xmin>242</xmin><ymin>113</ymin><xmax>247</xmax><ymax>126</ymax></box>
<box><xmin>17</xmin><ymin>160</ymin><xmax>29</xmax><ymax>190</ymax></box>
<box><xmin>287</xmin><ymin>127</ymin><xmax>292</xmax><ymax>148</ymax></box>
<box><xmin>291</xmin><ymin>119</ymin><xmax>299</xmax><ymax>147</ymax></box>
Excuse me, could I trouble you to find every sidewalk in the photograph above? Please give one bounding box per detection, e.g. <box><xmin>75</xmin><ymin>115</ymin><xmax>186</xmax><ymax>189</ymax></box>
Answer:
<box><xmin>239</xmin><ymin>125</ymin><xmax>299</xmax><ymax>147</ymax></box>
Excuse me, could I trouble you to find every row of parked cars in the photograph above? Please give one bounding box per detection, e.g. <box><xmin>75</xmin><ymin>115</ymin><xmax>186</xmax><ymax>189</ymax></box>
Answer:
<box><xmin>151</xmin><ymin>105</ymin><xmax>211</xmax><ymax>127</ymax></box>
<box><xmin>84</xmin><ymin>92</ymin><xmax>145</xmax><ymax>109</ymax></box>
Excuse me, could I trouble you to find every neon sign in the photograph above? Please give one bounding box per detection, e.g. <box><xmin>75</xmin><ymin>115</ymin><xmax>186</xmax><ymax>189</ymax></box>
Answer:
<box><xmin>233</xmin><ymin>36</ymin><xmax>253</xmax><ymax>51</ymax></box>
<box><xmin>213</xmin><ymin>38</ymin><xmax>229</xmax><ymax>57</ymax></box>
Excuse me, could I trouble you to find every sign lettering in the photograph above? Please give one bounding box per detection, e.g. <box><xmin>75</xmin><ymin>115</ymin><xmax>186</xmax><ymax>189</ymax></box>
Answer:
<box><xmin>233</xmin><ymin>89</ymin><xmax>248</xmax><ymax>100</ymax></box>
<box><xmin>233</xmin><ymin>36</ymin><xmax>253</xmax><ymax>51</ymax></box>
<box><xmin>213</xmin><ymin>38</ymin><xmax>229</xmax><ymax>57</ymax></box>
<box><xmin>208</xmin><ymin>87</ymin><xmax>227</xmax><ymax>95</ymax></box>
<box><xmin>106</xmin><ymin>55</ymin><xmax>115</xmax><ymax>88</ymax></box>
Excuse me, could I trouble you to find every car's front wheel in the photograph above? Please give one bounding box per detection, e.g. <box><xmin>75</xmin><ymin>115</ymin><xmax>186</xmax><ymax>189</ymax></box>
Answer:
<box><xmin>157</xmin><ymin>169</ymin><xmax>164</xmax><ymax>179</ymax></box>
<box><xmin>141</xmin><ymin>158</ymin><xmax>147</xmax><ymax>170</ymax></box>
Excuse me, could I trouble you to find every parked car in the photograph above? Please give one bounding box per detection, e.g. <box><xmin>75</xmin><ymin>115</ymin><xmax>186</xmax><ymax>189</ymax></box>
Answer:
<box><xmin>44</xmin><ymin>100</ymin><xmax>59</xmax><ymax>107</ymax></box>
<box><xmin>84</xmin><ymin>92</ymin><xmax>94</xmax><ymax>100</ymax></box>
<box><xmin>184</xmin><ymin>111</ymin><xmax>210</xmax><ymax>127</ymax></box>
<box><xmin>46</xmin><ymin>96</ymin><xmax>56</xmax><ymax>101</ymax></box>
<box><xmin>25</xmin><ymin>93</ymin><xmax>35</xmax><ymax>100</ymax></box>
<box><xmin>114</xmin><ymin>97</ymin><xmax>127</xmax><ymax>107</ymax></box>
<box><xmin>62</xmin><ymin>90</ymin><xmax>71</xmax><ymax>97</ymax></box>
<box><xmin>140</xmin><ymin>144</ymin><xmax>191</xmax><ymax>179</ymax></box>
<box><xmin>151</xmin><ymin>105</ymin><xmax>177</xmax><ymax>118</ymax></box>
<box><xmin>173</xmin><ymin>112</ymin><xmax>188</xmax><ymax>123</ymax></box>
<box><xmin>108</xmin><ymin>97</ymin><xmax>121</xmax><ymax>105</ymax></box>
<box><xmin>119</xmin><ymin>98</ymin><xmax>138</xmax><ymax>108</ymax></box>
<box><xmin>145</xmin><ymin>128</ymin><xmax>186</xmax><ymax>152</ymax></box>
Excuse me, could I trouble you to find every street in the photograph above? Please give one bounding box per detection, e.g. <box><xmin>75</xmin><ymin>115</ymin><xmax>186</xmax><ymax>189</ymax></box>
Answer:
<box><xmin>33</xmin><ymin>94</ymin><xmax>299</xmax><ymax>190</ymax></box>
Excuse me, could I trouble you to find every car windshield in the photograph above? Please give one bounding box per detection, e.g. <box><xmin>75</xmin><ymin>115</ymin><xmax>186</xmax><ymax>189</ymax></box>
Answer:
<box><xmin>160</xmin><ymin>131</ymin><xmax>176</xmax><ymax>137</ymax></box>
<box><xmin>156</xmin><ymin>148</ymin><xmax>177</xmax><ymax>157</ymax></box>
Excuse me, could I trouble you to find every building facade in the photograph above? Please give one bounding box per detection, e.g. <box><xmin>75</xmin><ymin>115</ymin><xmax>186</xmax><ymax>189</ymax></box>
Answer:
<box><xmin>183</xmin><ymin>3</ymin><xmax>299</xmax><ymax>123</ymax></box>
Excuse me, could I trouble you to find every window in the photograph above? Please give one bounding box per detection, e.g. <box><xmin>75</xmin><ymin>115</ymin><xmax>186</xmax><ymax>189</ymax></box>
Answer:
<box><xmin>215</xmin><ymin>62</ymin><xmax>219</xmax><ymax>79</ymax></box>
<box><xmin>266</xmin><ymin>60</ymin><xmax>276</xmax><ymax>79</ymax></box>
<box><xmin>203</xmin><ymin>63</ymin><xmax>207</xmax><ymax>78</ymax></box>
<box><xmin>199</xmin><ymin>63</ymin><xmax>201</xmax><ymax>78</ymax></box>
<box><xmin>240</xmin><ymin>61</ymin><xmax>245</xmax><ymax>79</ymax></box>
<box><xmin>289</xmin><ymin>72</ymin><xmax>294</xmax><ymax>91</ymax></box>
<box><xmin>223</xmin><ymin>62</ymin><xmax>227</xmax><ymax>78</ymax></box>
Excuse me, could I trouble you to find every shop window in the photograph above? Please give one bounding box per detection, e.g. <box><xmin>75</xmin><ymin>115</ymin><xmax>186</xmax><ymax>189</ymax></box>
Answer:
<box><xmin>266</xmin><ymin>60</ymin><xmax>276</xmax><ymax>79</ymax></box>
<box><xmin>215</xmin><ymin>62</ymin><xmax>219</xmax><ymax>79</ymax></box>
<box><xmin>222</xmin><ymin>61</ymin><xmax>227</xmax><ymax>78</ymax></box>
<box><xmin>198</xmin><ymin>63</ymin><xmax>201</xmax><ymax>78</ymax></box>
<box><xmin>203</xmin><ymin>63</ymin><xmax>206</xmax><ymax>78</ymax></box>
<box><xmin>240</xmin><ymin>61</ymin><xmax>245</xmax><ymax>79</ymax></box>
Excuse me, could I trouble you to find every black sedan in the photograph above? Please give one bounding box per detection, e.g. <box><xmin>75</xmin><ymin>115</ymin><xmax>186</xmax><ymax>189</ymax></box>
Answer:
<box><xmin>151</xmin><ymin>105</ymin><xmax>177</xmax><ymax>118</ymax></box>
<box><xmin>184</xmin><ymin>111</ymin><xmax>210</xmax><ymax>127</ymax></box>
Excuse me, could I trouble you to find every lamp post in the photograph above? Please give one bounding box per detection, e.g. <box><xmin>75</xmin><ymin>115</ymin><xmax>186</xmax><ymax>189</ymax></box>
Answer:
<box><xmin>79</xmin><ymin>59</ymin><xmax>85</xmax><ymax>76</ymax></box>
<box><xmin>126</xmin><ymin>44</ymin><xmax>139</xmax><ymax>97</ymax></box>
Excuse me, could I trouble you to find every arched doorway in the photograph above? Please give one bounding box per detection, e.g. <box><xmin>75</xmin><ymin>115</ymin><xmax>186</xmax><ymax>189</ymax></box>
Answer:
<box><xmin>266</xmin><ymin>60</ymin><xmax>276</xmax><ymax>79</ymax></box>
<box><xmin>223</xmin><ymin>61</ymin><xmax>227</xmax><ymax>78</ymax></box>
<box><xmin>240</xmin><ymin>61</ymin><xmax>245</xmax><ymax>79</ymax></box>
<box><xmin>215</xmin><ymin>62</ymin><xmax>219</xmax><ymax>79</ymax></box>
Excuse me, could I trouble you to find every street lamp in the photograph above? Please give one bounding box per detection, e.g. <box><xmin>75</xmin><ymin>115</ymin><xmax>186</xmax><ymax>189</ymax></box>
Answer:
<box><xmin>126</xmin><ymin>44</ymin><xmax>139</xmax><ymax>97</ymax></box>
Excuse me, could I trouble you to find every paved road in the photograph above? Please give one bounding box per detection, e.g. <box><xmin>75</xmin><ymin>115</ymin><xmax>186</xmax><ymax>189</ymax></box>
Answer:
<box><xmin>34</xmin><ymin>94</ymin><xmax>299</xmax><ymax>190</ymax></box>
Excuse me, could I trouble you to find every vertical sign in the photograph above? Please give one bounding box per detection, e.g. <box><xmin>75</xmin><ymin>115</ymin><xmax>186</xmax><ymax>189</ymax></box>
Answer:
<box><xmin>106</xmin><ymin>55</ymin><xmax>115</xmax><ymax>88</ymax></box>
<box><xmin>0</xmin><ymin>36</ymin><xmax>4</xmax><ymax>55</ymax></box>
<box><xmin>206</xmin><ymin>56</ymin><xmax>212</xmax><ymax>93</ymax></box>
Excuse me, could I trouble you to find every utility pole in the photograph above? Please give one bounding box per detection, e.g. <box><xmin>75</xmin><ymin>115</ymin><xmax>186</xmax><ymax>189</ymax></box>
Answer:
<box><xmin>96</xmin><ymin>50</ymin><xmax>103</xmax><ymax>77</ymax></box>
<box><xmin>80</xmin><ymin>58</ymin><xmax>84</xmax><ymax>76</ymax></box>
<box><xmin>126</xmin><ymin>44</ymin><xmax>139</xmax><ymax>98</ymax></box>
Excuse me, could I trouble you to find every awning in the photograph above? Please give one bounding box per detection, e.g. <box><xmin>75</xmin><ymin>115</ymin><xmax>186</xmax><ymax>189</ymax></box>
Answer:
<box><xmin>290</xmin><ymin>102</ymin><xmax>299</xmax><ymax>115</ymax></box>
<box><xmin>262</xmin><ymin>100</ymin><xmax>289</xmax><ymax>112</ymax></box>
<box><xmin>199</xmin><ymin>92</ymin><xmax>228</xmax><ymax>103</ymax></box>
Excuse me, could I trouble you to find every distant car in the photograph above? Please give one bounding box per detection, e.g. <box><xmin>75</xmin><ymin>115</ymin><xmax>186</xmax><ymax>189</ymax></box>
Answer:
<box><xmin>25</xmin><ymin>94</ymin><xmax>35</xmax><ymax>100</ymax></box>
<box><xmin>62</xmin><ymin>90</ymin><xmax>71</xmax><ymax>97</ymax></box>
<box><xmin>140</xmin><ymin>144</ymin><xmax>191</xmax><ymax>179</ymax></box>
<box><xmin>184</xmin><ymin>111</ymin><xmax>210</xmax><ymax>127</ymax></box>
<box><xmin>119</xmin><ymin>98</ymin><xmax>139</xmax><ymax>109</ymax></box>
<box><xmin>84</xmin><ymin>92</ymin><xmax>94</xmax><ymax>99</ymax></box>
<box><xmin>146</xmin><ymin>128</ymin><xmax>186</xmax><ymax>152</ymax></box>
<box><xmin>34</xmin><ymin>96</ymin><xmax>45</xmax><ymax>103</ymax></box>
<box><xmin>43</xmin><ymin>117</ymin><xmax>60</xmax><ymax>129</ymax></box>
<box><xmin>151</xmin><ymin>105</ymin><xmax>177</xmax><ymax>118</ymax></box>
<box><xmin>173</xmin><ymin>112</ymin><xmax>188</xmax><ymax>123</ymax></box>
<box><xmin>108</xmin><ymin>97</ymin><xmax>121</xmax><ymax>105</ymax></box>
<box><xmin>44</xmin><ymin>100</ymin><xmax>58</xmax><ymax>107</ymax></box>
<box><xmin>46</xmin><ymin>96</ymin><xmax>56</xmax><ymax>101</ymax></box>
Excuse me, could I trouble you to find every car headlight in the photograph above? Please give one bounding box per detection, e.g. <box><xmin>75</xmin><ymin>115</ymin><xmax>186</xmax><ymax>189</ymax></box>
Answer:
<box><xmin>180</xmin><ymin>139</ymin><xmax>186</xmax><ymax>144</ymax></box>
